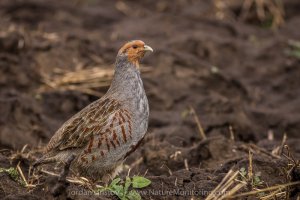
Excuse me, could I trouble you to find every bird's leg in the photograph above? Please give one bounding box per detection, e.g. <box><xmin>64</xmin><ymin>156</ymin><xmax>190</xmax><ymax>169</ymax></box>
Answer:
<box><xmin>59</xmin><ymin>154</ymin><xmax>76</xmax><ymax>181</ymax></box>
<box><xmin>51</xmin><ymin>154</ymin><xmax>76</xmax><ymax>197</ymax></box>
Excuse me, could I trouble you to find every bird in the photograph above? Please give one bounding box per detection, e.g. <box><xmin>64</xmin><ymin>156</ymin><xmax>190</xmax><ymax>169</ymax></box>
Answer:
<box><xmin>34</xmin><ymin>40</ymin><xmax>153</xmax><ymax>182</ymax></box>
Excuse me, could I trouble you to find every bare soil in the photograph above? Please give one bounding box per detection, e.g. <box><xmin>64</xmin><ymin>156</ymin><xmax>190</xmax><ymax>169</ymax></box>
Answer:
<box><xmin>0</xmin><ymin>0</ymin><xmax>300</xmax><ymax>199</ymax></box>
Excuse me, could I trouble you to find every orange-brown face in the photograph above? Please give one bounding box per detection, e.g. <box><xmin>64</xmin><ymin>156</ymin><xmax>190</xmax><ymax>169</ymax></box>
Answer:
<box><xmin>118</xmin><ymin>40</ymin><xmax>153</xmax><ymax>67</ymax></box>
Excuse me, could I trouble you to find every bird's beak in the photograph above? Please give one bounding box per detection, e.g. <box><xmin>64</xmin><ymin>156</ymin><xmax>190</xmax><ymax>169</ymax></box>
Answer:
<box><xmin>144</xmin><ymin>45</ymin><xmax>153</xmax><ymax>52</ymax></box>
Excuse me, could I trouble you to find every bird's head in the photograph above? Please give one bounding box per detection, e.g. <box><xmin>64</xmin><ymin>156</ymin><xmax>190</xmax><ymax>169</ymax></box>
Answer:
<box><xmin>117</xmin><ymin>40</ymin><xmax>153</xmax><ymax>69</ymax></box>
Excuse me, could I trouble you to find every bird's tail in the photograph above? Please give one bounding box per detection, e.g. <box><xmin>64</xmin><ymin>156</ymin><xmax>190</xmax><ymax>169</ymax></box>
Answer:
<box><xmin>33</xmin><ymin>156</ymin><xmax>56</xmax><ymax>167</ymax></box>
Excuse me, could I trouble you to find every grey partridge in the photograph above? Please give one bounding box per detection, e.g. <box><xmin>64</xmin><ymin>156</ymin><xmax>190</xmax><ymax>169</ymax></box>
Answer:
<box><xmin>35</xmin><ymin>40</ymin><xmax>153</xmax><ymax>182</ymax></box>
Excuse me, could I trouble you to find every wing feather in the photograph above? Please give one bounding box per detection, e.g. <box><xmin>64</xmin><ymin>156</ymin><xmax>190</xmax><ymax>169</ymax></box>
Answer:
<box><xmin>46</xmin><ymin>97</ymin><xmax>121</xmax><ymax>152</ymax></box>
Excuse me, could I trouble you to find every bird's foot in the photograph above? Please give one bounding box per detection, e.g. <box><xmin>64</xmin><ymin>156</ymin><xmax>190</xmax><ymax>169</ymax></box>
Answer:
<box><xmin>51</xmin><ymin>154</ymin><xmax>76</xmax><ymax>197</ymax></box>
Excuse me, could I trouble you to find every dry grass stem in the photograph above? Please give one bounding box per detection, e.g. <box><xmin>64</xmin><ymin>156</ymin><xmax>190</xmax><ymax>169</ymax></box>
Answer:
<box><xmin>240</xmin><ymin>143</ymin><xmax>281</xmax><ymax>159</ymax></box>
<box><xmin>16</xmin><ymin>162</ymin><xmax>36</xmax><ymax>188</ymax></box>
<box><xmin>260</xmin><ymin>188</ymin><xmax>285</xmax><ymax>200</ymax></box>
<box><xmin>267</xmin><ymin>130</ymin><xmax>274</xmax><ymax>141</ymax></box>
<box><xmin>170</xmin><ymin>151</ymin><xmax>182</xmax><ymax>161</ymax></box>
<box><xmin>189</xmin><ymin>106</ymin><xmax>207</xmax><ymax>140</ymax></box>
<box><xmin>184</xmin><ymin>159</ymin><xmax>189</xmax><ymax>171</ymax></box>
<box><xmin>248</xmin><ymin>150</ymin><xmax>253</xmax><ymax>181</ymax></box>
<box><xmin>229</xmin><ymin>125</ymin><xmax>234</xmax><ymax>141</ymax></box>
<box><xmin>160</xmin><ymin>164</ymin><xmax>173</xmax><ymax>176</ymax></box>
<box><xmin>130</xmin><ymin>157</ymin><xmax>144</xmax><ymax>169</ymax></box>
<box><xmin>40</xmin><ymin>169</ymin><xmax>96</xmax><ymax>188</ymax></box>
<box><xmin>272</xmin><ymin>133</ymin><xmax>287</xmax><ymax>156</ymax></box>
<box><xmin>206</xmin><ymin>169</ymin><xmax>247</xmax><ymax>200</ymax></box>
<box><xmin>229</xmin><ymin>181</ymin><xmax>300</xmax><ymax>198</ymax></box>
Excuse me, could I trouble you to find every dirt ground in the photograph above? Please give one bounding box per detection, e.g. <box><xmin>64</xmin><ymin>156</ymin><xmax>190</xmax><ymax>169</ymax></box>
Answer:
<box><xmin>0</xmin><ymin>0</ymin><xmax>300</xmax><ymax>199</ymax></box>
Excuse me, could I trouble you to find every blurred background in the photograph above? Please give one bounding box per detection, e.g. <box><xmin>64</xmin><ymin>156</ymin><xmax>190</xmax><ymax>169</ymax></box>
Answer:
<box><xmin>0</xmin><ymin>0</ymin><xmax>300</xmax><ymax>199</ymax></box>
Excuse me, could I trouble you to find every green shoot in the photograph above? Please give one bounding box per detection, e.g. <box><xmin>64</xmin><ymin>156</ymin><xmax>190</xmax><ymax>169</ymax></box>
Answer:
<box><xmin>96</xmin><ymin>176</ymin><xmax>151</xmax><ymax>200</ymax></box>
<box><xmin>0</xmin><ymin>167</ymin><xmax>25</xmax><ymax>186</ymax></box>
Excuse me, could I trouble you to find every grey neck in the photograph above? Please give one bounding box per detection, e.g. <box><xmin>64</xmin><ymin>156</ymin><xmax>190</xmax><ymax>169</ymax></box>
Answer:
<box><xmin>107</xmin><ymin>56</ymin><xmax>144</xmax><ymax>102</ymax></box>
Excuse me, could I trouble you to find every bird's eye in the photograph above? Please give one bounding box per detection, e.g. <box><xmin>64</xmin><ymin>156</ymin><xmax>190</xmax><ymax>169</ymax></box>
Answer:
<box><xmin>132</xmin><ymin>45</ymin><xmax>138</xmax><ymax>49</ymax></box>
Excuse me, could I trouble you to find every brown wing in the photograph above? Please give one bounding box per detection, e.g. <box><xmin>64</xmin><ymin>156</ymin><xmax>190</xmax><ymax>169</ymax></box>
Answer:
<box><xmin>78</xmin><ymin>108</ymin><xmax>133</xmax><ymax>165</ymax></box>
<box><xmin>46</xmin><ymin>97</ymin><xmax>122</xmax><ymax>152</ymax></box>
